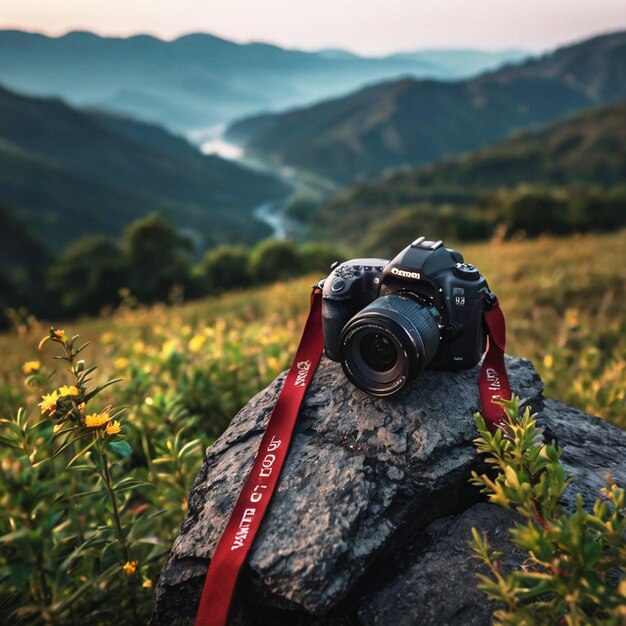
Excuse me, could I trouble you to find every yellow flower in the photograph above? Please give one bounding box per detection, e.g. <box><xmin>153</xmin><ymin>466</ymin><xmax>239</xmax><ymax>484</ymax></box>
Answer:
<box><xmin>267</xmin><ymin>357</ymin><xmax>282</xmax><ymax>371</ymax></box>
<box><xmin>142</xmin><ymin>578</ymin><xmax>153</xmax><ymax>589</ymax></box>
<box><xmin>543</xmin><ymin>354</ymin><xmax>554</xmax><ymax>369</ymax></box>
<box><xmin>123</xmin><ymin>561</ymin><xmax>138</xmax><ymax>575</ymax></box>
<box><xmin>59</xmin><ymin>385</ymin><xmax>80</xmax><ymax>397</ymax></box>
<box><xmin>39</xmin><ymin>391</ymin><xmax>59</xmax><ymax>416</ymax></box>
<box><xmin>85</xmin><ymin>412</ymin><xmax>111</xmax><ymax>428</ymax></box>
<box><xmin>114</xmin><ymin>357</ymin><xmax>130</xmax><ymax>371</ymax></box>
<box><xmin>105</xmin><ymin>420</ymin><xmax>122</xmax><ymax>436</ymax></box>
<box><xmin>22</xmin><ymin>360</ymin><xmax>41</xmax><ymax>375</ymax></box>
<box><xmin>188</xmin><ymin>334</ymin><xmax>206</xmax><ymax>353</ymax></box>
<box><xmin>161</xmin><ymin>339</ymin><xmax>178</xmax><ymax>356</ymax></box>
<box><xmin>77</xmin><ymin>402</ymin><xmax>86</xmax><ymax>411</ymax></box>
<box><xmin>38</xmin><ymin>328</ymin><xmax>67</xmax><ymax>350</ymax></box>
<box><xmin>101</xmin><ymin>331</ymin><xmax>116</xmax><ymax>345</ymax></box>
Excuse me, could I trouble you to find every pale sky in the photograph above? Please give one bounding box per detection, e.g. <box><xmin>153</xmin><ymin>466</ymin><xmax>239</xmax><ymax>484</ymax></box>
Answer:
<box><xmin>3</xmin><ymin>0</ymin><xmax>626</xmax><ymax>55</ymax></box>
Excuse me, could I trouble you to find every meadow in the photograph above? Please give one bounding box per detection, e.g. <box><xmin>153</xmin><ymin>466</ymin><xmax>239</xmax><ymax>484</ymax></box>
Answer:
<box><xmin>0</xmin><ymin>230</ymin><xmax>624</xmax><ymax>623</ymax></box>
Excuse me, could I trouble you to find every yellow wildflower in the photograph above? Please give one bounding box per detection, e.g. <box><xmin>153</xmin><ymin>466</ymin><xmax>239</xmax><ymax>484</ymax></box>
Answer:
<box><xmin>543</xmin><ymin>354</ymin><xmax>554</xmax><ymax>369</ymax></box>
<box><xmin>101</xmin><ymin>331</ymin><xmax>116</xmax><ymax>345</ymax></box>
<box><xmin>267</xmin><ymin>357</ymin><xmax>281</xmax><ymax>371</ymax></box>
<box><xmin>22</xmin><ymin>360</ymin><xmax>41</xmax><ymax>375</ymax></box>
<box><xmin>142</xmin><ymin>578</ymin><xmax>153</xmax><ymax>589</ymax></box>
<box><xmin>77</xmin><ymin>402</ymin><xmax>86</xmax><ymax>411</ymax></box>
<box><xmin>54</xmin><ymin>329</ymin><xmax>67</xmax><ymax>341</ymax></box>
<box><xmin>84</xmin><ymin>412</ymin><xmax>111</xmax><ymax>428</ymax></box>
<box><xmin>122</xmin><ymin>561</ymin><xmax>138</xmax><ymax>575</ymax></box>
<box><xmin>105</xmin><ymin>420</ymin><xmax>122</xmax><ymax>436</ymax></box>
<box><xmin>161</xmin><ymin>339</ymin><xmax>178</xmax><ymax>356</ymax></box>
<box><xmin>188</xmin><ymin>334</ymin><xmax>206</xmax><ymax>353</ymax></box>
<box><xmin>59</xmin><ymin>385</ymin><xmax>80</xmax><ymax>397</ymax></box>
<box><xmin>114</xmin><ymin>357</ymin><xmax>130</xmax><ymax>371</ymax></box>
<box><xmin>39</xmin><ymin>391</ymin><xmax>59</xmax><ymax>416</ymax></box>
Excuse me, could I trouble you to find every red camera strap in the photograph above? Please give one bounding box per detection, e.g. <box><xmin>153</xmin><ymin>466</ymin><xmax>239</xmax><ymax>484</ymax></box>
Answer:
<box><xmin>194</xmin><ymin>287</ymin><xmax>325</xmax><ymax>626</ymax></box>
<box><xmin>194</xmin><ymin>289</ymin><xmax>510</xmax><ymax>626</ymax></box>
<box><xmin>478</xmin><ymin>302</ymin><xmax>512</xmax><ymax>433</ymax></box>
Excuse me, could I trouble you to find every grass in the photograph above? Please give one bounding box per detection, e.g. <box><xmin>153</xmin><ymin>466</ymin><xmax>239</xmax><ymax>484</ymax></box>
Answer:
<box><xmin>0</xmin><ymin>230</ymin><xmax>623</xmax><ymax>623</ymax></box>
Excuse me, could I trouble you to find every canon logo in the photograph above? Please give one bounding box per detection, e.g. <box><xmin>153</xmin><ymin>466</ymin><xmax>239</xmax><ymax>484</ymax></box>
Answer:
<box><xmin>390</xmin><ymin>267</ymin><xmax>421</xmax><ymax>280</ymax></box>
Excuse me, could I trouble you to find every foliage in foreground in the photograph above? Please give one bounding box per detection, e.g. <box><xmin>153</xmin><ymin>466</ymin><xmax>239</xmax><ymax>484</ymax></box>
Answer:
<box><xmin>471</xmin><ymin>397</ymin><xmax>626</xmax><ymax>624</ymax></box>
<box><xmin>0</xmin><ymin>329</ymin><xmax>205</xmax><ymax>624</ymax></box>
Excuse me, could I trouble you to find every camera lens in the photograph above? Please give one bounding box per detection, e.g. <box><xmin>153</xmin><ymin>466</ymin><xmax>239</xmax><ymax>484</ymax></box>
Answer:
<box><xmin>339</xmin><ymin>293</ymin><xmax>440</xmax><ymax>396</ymax></box>
<box><xmin>360</xmin><ymin>333</ymin><xmax>398</xmax><ymax>371</ymax></box>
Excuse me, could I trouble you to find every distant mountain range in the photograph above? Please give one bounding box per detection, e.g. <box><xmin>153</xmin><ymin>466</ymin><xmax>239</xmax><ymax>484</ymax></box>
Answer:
<box><xmin>0</xmin><ymin>85</ymin><xmax>287</xmax><ymax>250</ymax></box>
<box><xmin>0</xmin><ymin>30</ymin><xmax>527</xmax><ymax>132</ymax></box>
<box><xmin>305</xmin><ymin>98</ymin><xmax>626</xmax><ymax>249</ymax></box>
<box><xmin>227</xmin><ymin>31</ymin><xmax>626</xmax><ymax>184</ymax></box>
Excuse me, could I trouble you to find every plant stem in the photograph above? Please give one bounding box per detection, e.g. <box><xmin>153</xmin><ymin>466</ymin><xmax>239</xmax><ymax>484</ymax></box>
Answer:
<box><xmin>100</xmin><ymin>446</ymin><xmax>129</xmax><ymax>562</ymax></box>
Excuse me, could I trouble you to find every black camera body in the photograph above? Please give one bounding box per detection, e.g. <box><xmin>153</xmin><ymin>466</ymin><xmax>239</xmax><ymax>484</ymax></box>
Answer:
<box><xmin>320</xmin><ymin>237</ymin><xmax>492</xmax><ymax>396</ymax></box>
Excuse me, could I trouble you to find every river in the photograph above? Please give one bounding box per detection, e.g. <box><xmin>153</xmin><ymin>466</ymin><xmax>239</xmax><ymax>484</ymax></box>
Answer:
<box><xmin>192</xmin><ymin>124</ymin><xmax>303</xmax><ymax>240</ymax></box>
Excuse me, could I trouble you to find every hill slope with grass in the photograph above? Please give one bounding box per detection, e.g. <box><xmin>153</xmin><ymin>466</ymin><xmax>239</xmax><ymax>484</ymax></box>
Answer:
<box><xmin>300</xmin><ymin>99</ymin><xmax>626</xmax><ymax>249</ymax></box>
<box><xmin>0</xmin><ymin>230</ymin><xmax>623</xmax><ymax>625</ymax></box>
<box><xmin>227</xmin><ymin>31</ymin><xmax>626</xmax><ymax>183</ymax></box>
<box><xmin>0</xmin><ymin>86</ymin><xmax>287</xmax><ymax>250</ymax></box>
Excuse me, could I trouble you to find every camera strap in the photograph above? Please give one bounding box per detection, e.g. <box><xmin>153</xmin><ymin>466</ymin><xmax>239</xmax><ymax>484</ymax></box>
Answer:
<box><xmin>479</xmin><ymin>300</ymin><xmax>512</xmax><ymax>432</ymax></box>
<box><xmin>194</xmin><ymin>286</ymin><xmax>324</xmax><ymax>626</ymax></box>
<box><xmin>194</xmin><ymin>287</ymin><xmax>510</xmax><ymax>626</ymax></box>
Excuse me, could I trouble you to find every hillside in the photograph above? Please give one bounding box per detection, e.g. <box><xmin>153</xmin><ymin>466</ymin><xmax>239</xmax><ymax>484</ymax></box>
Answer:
<box><xmin>0</xmin><ymin>30</ymin><xmax>527</xmax><ymax>132</ymax></box>
<box><xmin>0</xmin><ymin>85</ymin><xmax>287</xmax><ymax>249</ymax></box>
<box><xmin>226</xmin><ymin>31</ymin><xmax>626</xmax><ymax>183</ymax></box>
<box><xmin>375</xmin><ymin>99</ymin><xmax>626</xmax><ymax>189</ymax></box>
<box><xmin>301</xmin><ymin>100</ymin><xmax>626</xmax><ymax>249</ymax></box>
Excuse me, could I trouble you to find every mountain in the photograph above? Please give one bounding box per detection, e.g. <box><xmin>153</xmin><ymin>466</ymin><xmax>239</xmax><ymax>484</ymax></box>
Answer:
<box><xmin>303</xmin><ymin>99</ymin><xmax>626</xmax><ymax>251</ymax></box>
<box><xmin>0</xmin><ymin>85</ymin><xmax>287</xmax><ymax>250</ymax></box>
<box><xmin>0</xmin><ymin>30</ymin><xmax>527</xmax><ymax>132</ymax></box>
<box><xmin>401</xmin><ymin>99</ymin><xmax>626</xmax><ymax>189</ymax></box>
<box><xmin>226</xmin><ymin>31</ymin><xmax>626</xmax><ymax>184</ymax></box>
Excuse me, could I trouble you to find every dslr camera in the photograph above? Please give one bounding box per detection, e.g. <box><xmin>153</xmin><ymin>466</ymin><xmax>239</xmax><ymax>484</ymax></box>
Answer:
<box><xmin>320</xmin><ymin>236</ymin><xmax>496</xmax><ymax>396</ymax></box>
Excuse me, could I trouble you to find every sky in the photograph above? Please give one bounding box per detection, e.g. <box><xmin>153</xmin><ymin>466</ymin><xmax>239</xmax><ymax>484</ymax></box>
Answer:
<box><xmin>3</xmin><ymin>0</ymin><xmax>626</xmax><ymax>55</ymax></box>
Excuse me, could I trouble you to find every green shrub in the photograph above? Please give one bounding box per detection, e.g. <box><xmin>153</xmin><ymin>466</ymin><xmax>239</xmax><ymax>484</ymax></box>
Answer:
<box><xmin>471</xmin><ymin>397</ymin><xmax>626</xmax><ymax>624</ymax></box>
<box><xmin>200</xmin><ymin>244</ymin><xmax>251</xmax><ymax>293</ymax></box>
<box><xmin>249</xmin><ymin>238</ymin><xmax>303</xmax><ymax>283</ymax></box>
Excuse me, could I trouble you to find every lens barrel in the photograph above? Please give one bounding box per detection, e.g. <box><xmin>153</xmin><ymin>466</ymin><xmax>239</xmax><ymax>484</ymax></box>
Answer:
<box><xmin>339</xmin><ymin>293</ymin><xmax>440</xmax><ymax>396</ymax></box>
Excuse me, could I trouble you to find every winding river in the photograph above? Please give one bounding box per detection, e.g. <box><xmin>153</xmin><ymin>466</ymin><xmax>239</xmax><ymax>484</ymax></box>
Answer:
<box><xmin>194</xmin><ymin>125</ymin><xmax>303</xmax><ymax>240</ymax></box>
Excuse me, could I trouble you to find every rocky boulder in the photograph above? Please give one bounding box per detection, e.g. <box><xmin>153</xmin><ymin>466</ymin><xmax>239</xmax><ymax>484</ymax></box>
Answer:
<box><xmin>151</xmin><ymin>356</ymin><xmax>626</xmax><ymax>625</ymax></box>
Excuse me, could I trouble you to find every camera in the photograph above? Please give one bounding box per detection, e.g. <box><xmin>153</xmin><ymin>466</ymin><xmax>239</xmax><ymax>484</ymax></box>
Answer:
<box><xmin>320</xmin><ymin>236</ymin><xmax>495</xmax><ymax>396</ymax></box>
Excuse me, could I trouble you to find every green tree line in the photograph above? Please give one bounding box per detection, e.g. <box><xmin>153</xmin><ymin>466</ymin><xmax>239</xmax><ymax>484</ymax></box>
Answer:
<box><xmin>1</xmin><ymin>213</ymin><xmax>343</xmax><ymax>326</ymax></box>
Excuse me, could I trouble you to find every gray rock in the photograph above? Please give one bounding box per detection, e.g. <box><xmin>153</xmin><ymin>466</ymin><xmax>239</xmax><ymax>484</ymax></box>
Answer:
<box><xmin>151</xmin><ymin>356</ymin><xmax>626</xmax><ymax>625</ymax></box>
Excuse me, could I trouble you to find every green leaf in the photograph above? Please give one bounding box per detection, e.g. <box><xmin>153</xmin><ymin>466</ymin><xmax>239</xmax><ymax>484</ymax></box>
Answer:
<box><xmin>108</xmin><ymin>440</ymin><xmax>132</xmax><ymax>458</ymax></box>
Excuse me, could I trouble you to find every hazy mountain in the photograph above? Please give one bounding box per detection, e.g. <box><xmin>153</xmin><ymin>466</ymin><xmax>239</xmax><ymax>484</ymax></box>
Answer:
<box><xmin>0</xmin><ymin>85</ymin><xmax>287</xmax><ymax>250</ymax></box>
<box><xmin>226</xmin><ymin>31</ymin><xmax>626</xmax><ymax>183</ymax></box>
<box><xmin>0</xmin><ymin>30</ymin><xmax>527</xmax><ymax>132</ymax></box>
<box><xmin>305</xmin><ymin>99</ymin><xmax>626</xmax><ymax>247</ymax></box>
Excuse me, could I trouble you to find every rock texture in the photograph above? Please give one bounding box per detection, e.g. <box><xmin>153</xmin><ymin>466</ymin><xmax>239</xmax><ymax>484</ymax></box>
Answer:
<box><xmin>151</xmin><ymin>356</ymin><xmax>626</xmax><ymax>625</ymax></box>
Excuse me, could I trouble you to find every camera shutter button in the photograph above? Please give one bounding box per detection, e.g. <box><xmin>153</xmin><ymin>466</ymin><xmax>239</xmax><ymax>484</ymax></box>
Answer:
<box><xmin>331</xmin><ymin>278</ymin><xmax>346</xmax><ymax>292</ymax></box>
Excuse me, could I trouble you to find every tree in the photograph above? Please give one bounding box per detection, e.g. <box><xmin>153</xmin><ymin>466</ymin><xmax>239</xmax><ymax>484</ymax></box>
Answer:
<box><xmin>248</xmin><ymin>239</ymin><xmax>303</xmax><ymax>284</ymax></box>
<box><xmin>200</xmin><ymin>245</ymin><xmax>250</xmax><ymax>293</ymax></box>
<box><xmin>123</xmin><ymin>213</ymin><xmax>193</xmax><ymax>303</ymax></box>
<box><xmin>47</xmin><ymin>236</ymin><xmax>125</xmax><ymax>315</ymax></box>
<box><xmin>297</xmin><ymin>242</ymin><xmax>344</xmax><ymax>274</ymax></box>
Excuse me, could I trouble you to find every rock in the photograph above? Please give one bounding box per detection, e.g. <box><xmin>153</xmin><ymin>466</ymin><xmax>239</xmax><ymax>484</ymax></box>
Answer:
<box><xmin>151</xmin><ymin>356</ymin><xmax>626</xmax><ymax>625</ymax></box>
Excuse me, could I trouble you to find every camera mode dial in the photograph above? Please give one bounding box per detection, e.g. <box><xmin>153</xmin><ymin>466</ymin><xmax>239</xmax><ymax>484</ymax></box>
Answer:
<box><xmin>453</xmin><ymin>263</ymin><xmax>480</xmax><ymax>280</ymax></box>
